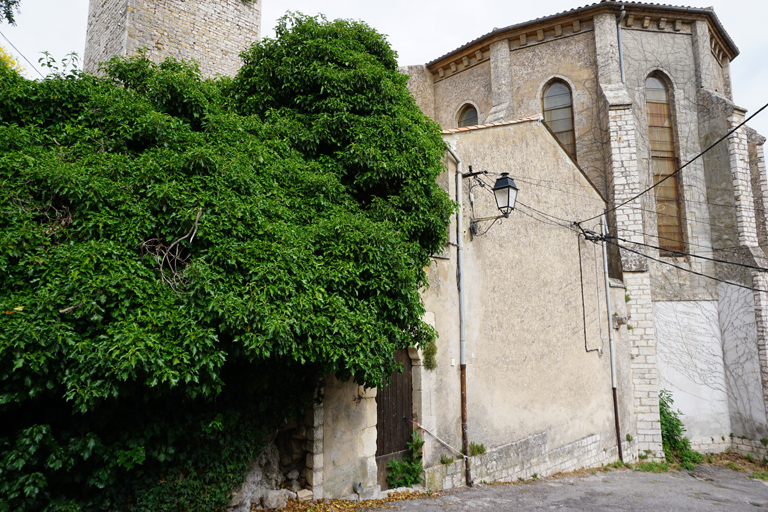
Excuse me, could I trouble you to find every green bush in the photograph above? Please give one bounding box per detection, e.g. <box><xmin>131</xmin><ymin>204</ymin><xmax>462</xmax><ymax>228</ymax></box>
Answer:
<box><xmin>659</xmin><ymin>390</ymin><xmax>704</xmax><ymax>470</ymax></box>
<box><xmin>386</xmin><ymin>432</ymin><xmax>424</xmax><ymax>488</ymax></box>
<box><xmin>0</xmin><ymin>12</ymin><xmax>452</xmax><ymax>511</ymax></box>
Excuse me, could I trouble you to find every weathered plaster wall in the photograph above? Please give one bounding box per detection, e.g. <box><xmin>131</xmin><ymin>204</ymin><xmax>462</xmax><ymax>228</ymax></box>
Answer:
<box><xmin>85</xmin><ymin>0</ymin><xmax>261</xmax><ymax>77</ymax></box>
<box><xmin>420</xmin><ymin>120</ymin><xmax>633</xmax><ymax>481</ymax></box>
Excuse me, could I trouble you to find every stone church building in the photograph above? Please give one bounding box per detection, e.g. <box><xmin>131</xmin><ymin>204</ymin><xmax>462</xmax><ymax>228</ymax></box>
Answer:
<box><xmin>84</xmin><ymin>0</ymin><xmax>768</xmax><ymax>506</ymax></box>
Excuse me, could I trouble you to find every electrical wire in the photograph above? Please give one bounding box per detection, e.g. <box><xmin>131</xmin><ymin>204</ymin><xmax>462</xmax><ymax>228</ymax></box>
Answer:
<box><xmin>577</xmin><ymin>233</ymin><xmax>601</xmax><ymax>355</ymax></box>
<box><xmin>602</xmin><ymin>238</ymin><xmax>768</xmax><ymax>294</ymax></box>
<box><xmin>612</xmin><ymin>235</ymin><xmax>768</xmax><ymax>271</ymax></box>
<box><xmin>578</xmin><ymin>100</ymin><xmax>768</xmax><ymax>224</ymax></box>
<box><xmin>0</xmin><ymin>29</ymin><xmax>44</xmax><ymax>78</ymax></box>
<box><xmin>517</xmin><ymin>200</ymin><xmax>577</xmax><ymax>227</ymax></box>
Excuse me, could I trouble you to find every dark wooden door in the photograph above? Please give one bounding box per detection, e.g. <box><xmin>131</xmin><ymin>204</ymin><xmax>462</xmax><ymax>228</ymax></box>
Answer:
<box><xmin>376</xmin><ymin>349</ymin><xmax>413</xmax><ymax>490</ymax></box>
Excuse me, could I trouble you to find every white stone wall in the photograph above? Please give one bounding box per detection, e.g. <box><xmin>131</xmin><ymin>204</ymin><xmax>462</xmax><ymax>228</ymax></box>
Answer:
<box><xmin>655</xmin><ymin>301</ymin><xmax>731</xmax><ymax>441</ymax></box>
<box><xmin>719</xmin><ymin>283</ymin><xmax>768</xmax><ymax>440</ymax></box>
<box><xmin>85</xmin><ymin>0</ymin><xmax>261</xmax><ymax>77</ymax></box>
<box><xmin>727</xmin><ymin>110</ymin><xmax>759</xmax><ymax>247</ymax></box>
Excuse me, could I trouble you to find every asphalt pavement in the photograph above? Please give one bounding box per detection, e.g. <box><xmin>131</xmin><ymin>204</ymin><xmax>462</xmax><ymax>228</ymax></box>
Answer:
<box><xmin>367</xmin><ymin>465</ymin><xmax>768</xmax><ymax>511</ymax></box>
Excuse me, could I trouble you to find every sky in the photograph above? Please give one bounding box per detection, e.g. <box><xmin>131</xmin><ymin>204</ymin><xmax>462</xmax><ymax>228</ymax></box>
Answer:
<box><xmin>0</xmin><ymin>0</ymin><xmax>766</xmax><ymax>135</ymax></box>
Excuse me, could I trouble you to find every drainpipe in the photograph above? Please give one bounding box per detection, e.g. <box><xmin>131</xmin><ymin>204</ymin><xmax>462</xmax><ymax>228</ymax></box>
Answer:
<box><xmin>601</xmin><ymin>214</ymin><xmax>623</xmax><ymax>462</ymax></box>
<box><xmin>617</xmin><ymin>5</ymin><xmax>626</xmax><ymax>85</ymax></box>
<box><xmin>446</xmin><ymin>145</ymin><xmax>473</xmax><ymax>487</ymax></box>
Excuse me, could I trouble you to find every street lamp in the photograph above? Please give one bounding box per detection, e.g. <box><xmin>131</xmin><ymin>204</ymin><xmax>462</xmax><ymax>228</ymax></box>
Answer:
<box><xmin>492</xmin><ymin>173</ymin><xmax>519</xmax><ymax>217</ymax></box>
<box><xmin>464</xmin><ymin>170</ymin><xmax>520</xmax><ymax>238</ymax></box>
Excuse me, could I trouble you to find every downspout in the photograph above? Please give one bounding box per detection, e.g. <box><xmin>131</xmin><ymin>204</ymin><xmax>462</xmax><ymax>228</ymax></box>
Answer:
<box><xmin>601</xmin><ymin>214</ymin><xmax>623</xmax><ymax>462</ymax></box>
<box><xmin>617</xmin><ymin>5</ymin><xmax>626</xmax><ymax>86</ymax></box>
<box><xmin>446</xmin><ymin>145</ymin><xmax>473</xmax><ymax>487</ymax></box>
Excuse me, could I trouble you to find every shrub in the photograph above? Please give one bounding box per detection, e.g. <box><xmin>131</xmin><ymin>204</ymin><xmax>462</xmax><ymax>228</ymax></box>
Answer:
<box><xmin>659</xmin><ymin>390</ymin><xmax>704</xmax><ymax>470</ymax></box>
<box><xmin>0</xmin><ymin>13</ymin><xmax>452</xmax><ymax>510</ymax></box>
<box><xmin>387</xmin><ymin>432</ymin><xmax>424</xmax><ymax>488</ymax></box>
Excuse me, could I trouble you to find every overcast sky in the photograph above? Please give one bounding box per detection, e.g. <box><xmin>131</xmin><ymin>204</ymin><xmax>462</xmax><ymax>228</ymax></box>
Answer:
<box><xmin>1</xmin><ymin>1</ymin><xmax>766</xmax><ymax>135</ymax></box>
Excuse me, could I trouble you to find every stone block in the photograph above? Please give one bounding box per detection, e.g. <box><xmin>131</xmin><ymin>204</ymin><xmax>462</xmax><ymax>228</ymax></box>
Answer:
<box><xmin>365</xmin><ymin>399</ymin><xmax>377</xmax><ymax>428</ymax></box>
<box><xmin>297</xmin><ymin>489</ymin><xmax>313</xmax><ymax>502</ymax></box>
<box><xmin>361</xmin><ymin>427</ymin><xmax>377</xmax><ymax>457</ymax></box>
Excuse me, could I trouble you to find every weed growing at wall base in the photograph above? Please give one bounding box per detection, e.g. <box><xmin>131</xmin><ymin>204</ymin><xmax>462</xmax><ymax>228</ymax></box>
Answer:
<box><xmin>387</xmin><ymin>432</ymin><xmax>425</xmax><ymax>488</ymax></box>
<box><xmin>659</xmin><ymin>389</ymin><xmax>704</xmax><ymax>470</ymax></box>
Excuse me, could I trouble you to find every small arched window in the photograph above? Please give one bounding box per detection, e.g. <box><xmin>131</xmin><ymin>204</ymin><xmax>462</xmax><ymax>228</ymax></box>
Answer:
<box><xmin>457</xmin><ymin>104</ymin><xmax>478</xmax><ymax>128</ymax></box>
<box><xmin>645</xmin><ymin>75</ymin><xmax>684</xmax><ymax>254</ymax></box>
<box><xmin>543</xmin><ymin>81</ymin><xmax>576</xmax><ymax>158</ymax></box>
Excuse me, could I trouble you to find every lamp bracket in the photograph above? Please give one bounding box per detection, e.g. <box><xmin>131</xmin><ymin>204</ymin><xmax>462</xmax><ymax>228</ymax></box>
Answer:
<box><xmin>462</xmin><ymin>165</ymin><xmax>488</xmax><ymax>179</ymax></box>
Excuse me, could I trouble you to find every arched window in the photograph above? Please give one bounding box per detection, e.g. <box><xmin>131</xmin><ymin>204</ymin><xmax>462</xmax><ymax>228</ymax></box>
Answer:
<box><xmin>646</xmin><ymin>75</ymin><xmax>684</xmax><ymax>254</ymax></box>
<box><xmin>542</xmin><ymin>81</ymin><xmax>576</xmax><ymax>158</ymax></box>
<box><xmin>457</xmin><ymin>104</ymin><xmax>478</xmax><ymax>128</ymax></box>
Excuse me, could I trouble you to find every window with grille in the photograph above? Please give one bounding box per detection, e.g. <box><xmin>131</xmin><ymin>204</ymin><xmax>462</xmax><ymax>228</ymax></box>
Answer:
<box><xmin>645</xmin><ymin>76</ymin><xmax>684</xmax><ymax>254</ymax></box>
<box><xmin>543</xmin><ymin>81</ymin><xmax>576</xmax><ymax>159</ymax></box>
<box><xmin>458</xmin><ymin>104</ymin><xmax>478</xmax><ymax>128</ymax></box>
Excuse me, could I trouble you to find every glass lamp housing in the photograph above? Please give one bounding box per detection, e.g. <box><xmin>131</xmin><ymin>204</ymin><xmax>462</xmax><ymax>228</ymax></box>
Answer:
<box><xmin>492</xmin><ymin>172</ymin><xmax>519</xmax><ymax>215</ymax></box>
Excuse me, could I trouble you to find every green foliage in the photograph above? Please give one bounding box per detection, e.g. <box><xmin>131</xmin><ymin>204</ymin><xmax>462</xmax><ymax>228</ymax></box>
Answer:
<box><xmin>626</xmin><ymin>434</ymin><xmax>632</xmax><ymax>443</ymax></box>
<box><xmin>0</xmin><ymin>13</ymin><xmax>451</xmax><ymax>511</ymax></box>
<box><xmin>468</xmin><ymin>442</ymin><xmax>486</xmax><ymax>456</ymax></box>
<box><xmin>0</xmin><ymin>0</ymin><xmax>20</xmax><ymax>24</ymax></box>
<box><xmin>422</xmin><ymin>341</ymin><xmax>437</xmax><ymax>371</ymax></box>
<box><xmin>659</xmin><ymin>390</ymin><xmax>704</xmax><ymax>469</ymax></box>
<box><xmin>439</xmin><ymin>454</ymin><xmax>453</xmax><ymax>465</ymax></box>
<box><xmin>634</xmin><ymin>461</ymin><xmax>669</xmax><ymax>473</ymax></box>
<box><xmin>386</xmin><ymin>432</ymin><xmax>424</xmax><ymax>488</ymax></box>
<box><xmin>746</xmin><ymin>453</ymin><xmax>755</xmax><ymax>463</ymax></box>
<box><xmin>751</xmin><ymin>471</ymin><xmax>768</xmax><ymax>481</ymax></box>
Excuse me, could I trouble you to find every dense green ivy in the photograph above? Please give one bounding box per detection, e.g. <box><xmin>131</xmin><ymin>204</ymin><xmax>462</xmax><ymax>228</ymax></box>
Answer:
<box><xmin>0</xmin><ymin>14</ymin><xmax>452</xmax><ymax>511</ymax></box>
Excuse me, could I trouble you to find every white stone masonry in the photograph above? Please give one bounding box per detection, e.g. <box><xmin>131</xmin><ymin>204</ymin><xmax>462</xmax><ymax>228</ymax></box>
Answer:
<box><xmin>727</xmin><ymin>110</ymin><xmax>760</xmax><ymax>247</ymax></box>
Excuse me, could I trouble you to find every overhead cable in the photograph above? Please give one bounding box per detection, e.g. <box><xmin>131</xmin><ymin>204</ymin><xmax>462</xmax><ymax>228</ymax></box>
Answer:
<box><xmin>578</xmin><ymin>100</ymin><xmax>768</xmax><ymax>224</ymax></box>
<box><xmin>603</xmin><ymin>239</ymin><xmax>768</xmax><ymax>294</ymax></box>
<box><xmin>0</xmin><ymin>29</ymin><xmax>44</xmax><ymax>78</ymax></box>
<box><xmin>612</xmin><ymin>235</ymin><xmax>768</xmax><ymax>272</ymax></box>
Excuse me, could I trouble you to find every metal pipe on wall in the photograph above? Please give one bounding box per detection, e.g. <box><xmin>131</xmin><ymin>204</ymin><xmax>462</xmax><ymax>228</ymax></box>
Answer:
<box><xmin>446</xmin><ymin>146</ymin><xmax>473</xmax><ymax>487</ymax></box>
<box><xmin>601</xmin><ymin>214</ymin><xmax>623</xmax><ymax>462</ymax></box>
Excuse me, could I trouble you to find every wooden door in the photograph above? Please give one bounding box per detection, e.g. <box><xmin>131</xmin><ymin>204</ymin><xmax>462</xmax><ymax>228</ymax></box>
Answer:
<box><xmin>376</xmin><ymin>349</ymin><xmax>413</xmax><ymax>490</ymax></box>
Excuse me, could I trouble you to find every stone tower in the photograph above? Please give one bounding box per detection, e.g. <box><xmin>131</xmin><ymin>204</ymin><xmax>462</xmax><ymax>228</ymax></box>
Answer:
<box><xmin>84</xmin><ymin>0</ymin><xmax>262</xmax><ymax>77</ymax></box>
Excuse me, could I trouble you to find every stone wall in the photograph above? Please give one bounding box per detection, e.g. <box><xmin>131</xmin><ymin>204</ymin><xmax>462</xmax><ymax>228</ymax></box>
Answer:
<box><xmin>85</xmin><ymin>0</ymin><xmax>261</xmax><ymax>77</ymax></box>
<box><xmin>424</xmin><ymin>432</ymin><xmax>637</xmax><ymax>491</ymax></box>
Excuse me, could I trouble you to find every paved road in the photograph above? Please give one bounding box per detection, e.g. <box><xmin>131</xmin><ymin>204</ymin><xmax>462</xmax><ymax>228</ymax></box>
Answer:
<box><xmin>369</xmin><ymin>465</ymin><xmax>768</xmax><ymax>511</ymax></box>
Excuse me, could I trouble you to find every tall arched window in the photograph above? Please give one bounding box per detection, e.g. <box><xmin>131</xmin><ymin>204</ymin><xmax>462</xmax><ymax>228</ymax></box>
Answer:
<box><xmin>646</xmin><ymin>75</ymin><xmax>684</xmax><ymax>254</ymax></box>
<box><xmin>457</xmin><ymin>104</ymin><xmax>478</xmax><ymax>128</ymax></box>
<box><xmin>543</xmin><ymin>81</ymin><xmax>576</xmax><ymax>158</ymax></box>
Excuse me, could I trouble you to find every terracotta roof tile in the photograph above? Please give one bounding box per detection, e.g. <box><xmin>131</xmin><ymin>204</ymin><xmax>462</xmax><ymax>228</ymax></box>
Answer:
<box><xmin>441</xmin><ymin>114</ymin><xmax>543</xmax><ymax>134</ymax></box>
